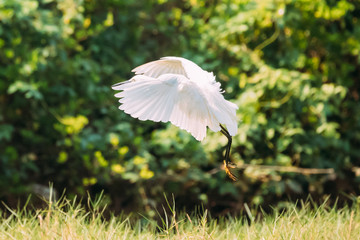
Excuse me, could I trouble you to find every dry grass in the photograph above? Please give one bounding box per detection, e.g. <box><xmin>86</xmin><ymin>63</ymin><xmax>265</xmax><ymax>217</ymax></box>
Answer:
<box><xmin>1</xmin><ymin>193</ymin><xmax>359</xmax><ymax>240</ymax></box>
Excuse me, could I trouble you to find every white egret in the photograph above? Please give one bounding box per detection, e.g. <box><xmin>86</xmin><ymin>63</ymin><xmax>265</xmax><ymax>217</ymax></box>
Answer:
<box><xmin>112</xmin><ymin>57</ymin><xmax>238</xmax><ymax>180</ymax></box>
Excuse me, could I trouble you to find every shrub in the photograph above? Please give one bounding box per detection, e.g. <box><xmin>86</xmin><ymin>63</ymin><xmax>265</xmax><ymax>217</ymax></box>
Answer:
<box><xmin>1</xmin><ymin>0</ymin><xmax>360</xmax><ymax>215</ymax></box>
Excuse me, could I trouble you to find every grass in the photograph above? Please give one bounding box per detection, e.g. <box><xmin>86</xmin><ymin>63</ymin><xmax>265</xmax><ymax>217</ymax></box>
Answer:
<box><xmin>1</xmin><ymin>193</ymin><xmax>359</xmax><ymax>240</ymax></box>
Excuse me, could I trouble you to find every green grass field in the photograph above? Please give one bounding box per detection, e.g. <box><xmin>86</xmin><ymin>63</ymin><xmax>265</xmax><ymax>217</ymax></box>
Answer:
<box><xmin>1</xmin><ymin>194</ymin><xmax>359</xmax><ymax>240</ymax></box>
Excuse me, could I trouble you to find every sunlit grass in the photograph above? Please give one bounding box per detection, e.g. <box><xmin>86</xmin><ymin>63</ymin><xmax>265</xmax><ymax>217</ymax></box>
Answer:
<box><xmin>1</xmin><ymin>193</ymin><xmax>359</xmax><ymax>240</ymax></box>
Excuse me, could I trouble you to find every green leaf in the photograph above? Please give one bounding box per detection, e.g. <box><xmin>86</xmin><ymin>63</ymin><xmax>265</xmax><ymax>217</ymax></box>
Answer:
<box><xmin>0</xmin><ymin>124</ymin><xmax>14</xmax><ymax>141</ymax></box>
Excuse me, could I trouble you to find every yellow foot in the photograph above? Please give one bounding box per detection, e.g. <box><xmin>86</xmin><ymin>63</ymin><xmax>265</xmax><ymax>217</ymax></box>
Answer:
<box><xmin>223</xmin><ymin>160</ymin><xmax>237</xmax><ymax>181</ymax></box>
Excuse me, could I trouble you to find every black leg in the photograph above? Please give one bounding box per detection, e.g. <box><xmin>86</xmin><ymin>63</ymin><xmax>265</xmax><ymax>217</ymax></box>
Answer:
<box><xmin>220</xmin><ymin>124</ymin><xmax>237</xmax><ymax>181</ymax></box>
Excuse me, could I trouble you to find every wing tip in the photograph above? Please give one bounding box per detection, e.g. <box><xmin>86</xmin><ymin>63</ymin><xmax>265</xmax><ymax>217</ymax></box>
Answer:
<box><xmin>112</xmin><ymin>80</ymin><xmax>131</xmax><ymax>90</ymax></box>
<box><xmin>131</xmin><ymin>66</ymin><xmax>140</xmax><ymax>73</ymax></box>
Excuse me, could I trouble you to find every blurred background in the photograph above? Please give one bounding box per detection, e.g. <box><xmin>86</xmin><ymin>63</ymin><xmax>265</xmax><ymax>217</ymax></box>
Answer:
<box><xmin>1</xmin><ymin>0</ymin><xmax>360</xmax><ymax>217</ymax></box>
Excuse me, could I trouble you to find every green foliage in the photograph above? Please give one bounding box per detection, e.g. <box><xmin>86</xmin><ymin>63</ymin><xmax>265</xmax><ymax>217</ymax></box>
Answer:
<box><xmin>1</xmin><ymin>0</ymin><xmax>360</xmax><ymax>215</ymax></box>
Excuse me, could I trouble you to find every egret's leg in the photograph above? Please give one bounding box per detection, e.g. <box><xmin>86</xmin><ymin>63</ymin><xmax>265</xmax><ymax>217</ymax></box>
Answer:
<box><xmin>220</xmin><ymin>124</ymin><xmax>237</xmax><ymax>181</ymax></box>
<box><xmin>220</xmin><ymin>125</ymin><xmax>232</xmax><ymax>164</ymax></box>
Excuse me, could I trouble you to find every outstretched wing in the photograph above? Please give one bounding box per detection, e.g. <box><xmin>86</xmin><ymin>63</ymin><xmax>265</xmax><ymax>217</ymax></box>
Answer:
<box><xmin>112</xmin><ymin>73</ymin><xmax>212</xmax><ymax>141</ymax></box>
<box><xmin>132</xmin><ymin>56</ymin><xmax>213</xmax><ymax>82</ymax></box>
<box><xmin>132</xmin><ymin>57</ymin><xmax>188</xmax><ymax>78</ymax></box>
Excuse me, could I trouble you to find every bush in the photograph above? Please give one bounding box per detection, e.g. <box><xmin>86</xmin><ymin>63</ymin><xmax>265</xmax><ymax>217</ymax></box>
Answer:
<box><xmin>1</xmin><ymin>0</ymin><xmax>360</xmax><ymax>215</ymax></box>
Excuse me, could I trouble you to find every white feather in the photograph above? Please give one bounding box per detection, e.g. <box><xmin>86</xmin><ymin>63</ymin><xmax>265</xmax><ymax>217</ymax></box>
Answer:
<box><xmin>112</xmin><ymin>57</ymin><xmax>238</xmax><ymax>141</ymax></box>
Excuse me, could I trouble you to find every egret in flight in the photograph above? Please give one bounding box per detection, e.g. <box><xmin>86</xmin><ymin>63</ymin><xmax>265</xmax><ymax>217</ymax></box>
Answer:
<box><xmin>112</xmin><ymin>57</ymin><xmax>238</xmax><ymax>180</ymax></box>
